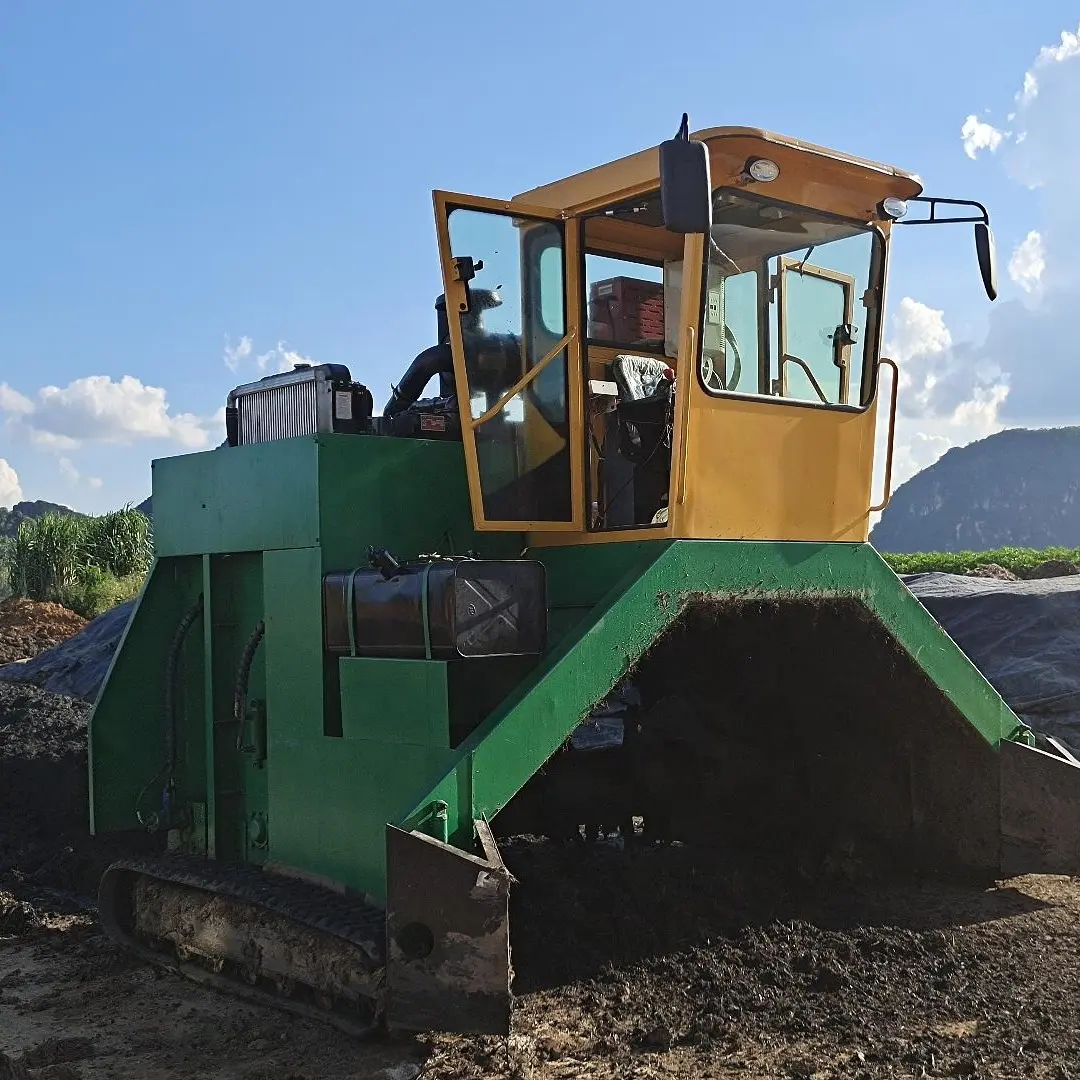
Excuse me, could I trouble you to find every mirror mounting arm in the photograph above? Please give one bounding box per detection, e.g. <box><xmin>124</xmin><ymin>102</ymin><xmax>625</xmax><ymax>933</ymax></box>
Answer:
<box><xmin>892</xmin><ymin>196</ymin><xmax>990</xmax><ymax>227</ymax></box>
<box><xmin>891</xmin><ymin>196</ymin><xmax>997</xmax><ymax>302</ymax></box>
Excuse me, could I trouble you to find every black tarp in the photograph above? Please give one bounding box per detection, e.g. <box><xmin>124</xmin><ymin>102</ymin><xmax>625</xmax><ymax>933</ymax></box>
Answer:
<box><xmin>904</xmin><ymin>573</ymin><xmax>1080</xmax><ymax>752</ymax></box>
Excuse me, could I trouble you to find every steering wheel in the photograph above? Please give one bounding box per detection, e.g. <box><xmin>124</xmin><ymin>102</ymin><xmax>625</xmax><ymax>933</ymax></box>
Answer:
<box><xmin>700</xmin><ymin>324</ymin><xmax>743</xmax><ymax>393</ymax></box>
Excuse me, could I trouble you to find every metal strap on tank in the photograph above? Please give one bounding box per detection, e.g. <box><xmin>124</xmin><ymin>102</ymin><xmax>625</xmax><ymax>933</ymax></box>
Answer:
<box><xmin>420</xmin><ymin>561</ymin><xmax>434</xmax><ymax>660</ymax></box>
<box><xmin>347</xmin><ymin>568</ymin><xmax>363</xmax><ymax>657</ymax></box>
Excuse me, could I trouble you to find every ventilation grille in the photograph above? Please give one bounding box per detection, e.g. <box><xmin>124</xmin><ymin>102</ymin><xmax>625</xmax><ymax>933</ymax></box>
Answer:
<box><xmin>236</xmin><ymin>378</ymin><xmax>321</xmax><ymax>445</ymax></box>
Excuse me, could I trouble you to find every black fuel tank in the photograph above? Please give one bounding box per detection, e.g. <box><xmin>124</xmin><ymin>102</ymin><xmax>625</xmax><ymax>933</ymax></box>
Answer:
<box><xmin>323</xmin><ymin>559</ymin><xmax>546</xmax><ymax>659</ymax></box>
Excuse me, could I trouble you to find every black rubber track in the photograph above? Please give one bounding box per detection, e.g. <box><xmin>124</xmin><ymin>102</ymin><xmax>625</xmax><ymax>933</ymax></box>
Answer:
<box><xmin>98</xmin><ymin>853</ymin><xmax>387</xmax><ymax>1037</ymax></box>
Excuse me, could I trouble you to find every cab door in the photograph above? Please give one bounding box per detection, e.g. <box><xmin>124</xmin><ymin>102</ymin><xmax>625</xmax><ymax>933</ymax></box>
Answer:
<box><xmin>433</xmin><ymin>193</ymin><xmax>584</xmax><ymax>532</ymax></box>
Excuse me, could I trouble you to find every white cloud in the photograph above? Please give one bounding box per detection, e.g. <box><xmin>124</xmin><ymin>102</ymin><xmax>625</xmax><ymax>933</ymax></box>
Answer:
<box><xmin>0</xmin><ymin>459</ymin><xmax>22</xmax><ymax>507</ymax></box>
<box><xmin>875</xmin><ymin>297</ymin><xmax>1011</xmax><ymax>505</ymax></box>
<box><xmin>257</xmin><ymin>342</ymin><xmax>312</xmax><ymax>374</ymax></box>
<box><xmin>29</xmin><ymin>429</ymin><xmax>79</xmax><ymax>451</ymax></box>
<box><xmin>223</xmin><ymin>335</ymin><xmax>316</xmax><ymax>376</ymax></box>
<box><xmin>58</xmin><ymin>455</ymin><xmax>103</xmax><ymax>490</ymax></box>
<box><xmin>223</xmin><ymin>334</ymin><xmax>253</xmax><ymax>371</ymax></box>
<box><xmin>942</xmin><ymin>23</ymin><xmax>1080</xmax><ymax>428</ymax></box>
<box><xmin>0</xmin><ymin>375</ymin><xmax>214</xmax><ymax>450</ymax></box>
<box><xmin>0</xmin><ymin>384</ymin><xmax>33</xmax><ymax>415</ymax></box>
<box><xmin>884</xmin><ymin>297</ymin><xmax>1008</xmax><ymax>433</ymax></box>
<box><xmin>1008</xmin><ymin>230</ymin><xmax>1045</xmax><ymax>292</ymax></box>
<box><xmin>891</xmin><ymin>430</ymin><xmax>955</xmax><ymax>489</ymax></box>
<box><xmin>961</xmin><ymin>115</ymin><xmax>1006</xmax><ymax>159</ymax></box>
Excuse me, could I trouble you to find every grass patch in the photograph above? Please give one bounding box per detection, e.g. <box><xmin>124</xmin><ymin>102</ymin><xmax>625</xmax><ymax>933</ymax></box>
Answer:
<box><xmin>2</xmin><ymin>507</ymin><xmax>151</xmax><ymax>617</ymax></box>
<box><xmin>881</xmin><ymin>546</ymin><xmax>1080</xmax><ymax>577</ymax></box>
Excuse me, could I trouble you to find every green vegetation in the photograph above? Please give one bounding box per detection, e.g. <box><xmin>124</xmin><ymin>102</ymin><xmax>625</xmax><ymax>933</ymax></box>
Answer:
<box><xmin>3</xmin><ymin>507</ymin><xmax>152</xmax><ymax>618</ymax></box>
<box><xmin>881</xmin><ymin>546</ymin><xmax>1080</xmax><ymax>577</ymax></box>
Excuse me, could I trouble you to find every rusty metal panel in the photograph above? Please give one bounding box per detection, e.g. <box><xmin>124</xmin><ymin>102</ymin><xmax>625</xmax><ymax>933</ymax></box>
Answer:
<box><xmin>384</xmin><ymin>823</ymin><xmax>512</xmax><ymax>1035</ymax></box>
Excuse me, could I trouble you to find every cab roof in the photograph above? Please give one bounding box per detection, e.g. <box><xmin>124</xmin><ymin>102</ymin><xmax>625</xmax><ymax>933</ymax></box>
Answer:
<box><xmin>514</xmin><ymin>126</ymin><xmax>923</xmax><ymax>215</ymax></box>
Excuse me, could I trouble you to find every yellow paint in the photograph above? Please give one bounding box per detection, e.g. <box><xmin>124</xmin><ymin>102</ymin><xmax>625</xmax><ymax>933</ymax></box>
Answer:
<box><xmin>436</xmin><ymin>127</ymin><xmax>930</xmax><ymax>546</ymax></box>
<box><xmin>681</xmin><ymin>392</ymin><xmax>881</xmax><ymax>543</ymax></box>
<box><xmin>516</xmin><ymin>126</ymin><xmax>922</xmax><ymax>217</ymax></box>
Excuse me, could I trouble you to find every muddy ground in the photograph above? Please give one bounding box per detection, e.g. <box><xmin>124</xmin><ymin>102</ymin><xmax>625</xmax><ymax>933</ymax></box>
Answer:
<box><xmin>3</xmin><ymin>681</ymin><xmax>1080</xmax><ymax>1078</ymax></box>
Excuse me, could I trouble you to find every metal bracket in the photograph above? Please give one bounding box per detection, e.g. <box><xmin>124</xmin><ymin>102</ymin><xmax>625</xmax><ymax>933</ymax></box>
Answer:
<box><xmin>385</xmin><ymin>822</ymin><xmax>513</xmax><ymax>1035</ymax></box>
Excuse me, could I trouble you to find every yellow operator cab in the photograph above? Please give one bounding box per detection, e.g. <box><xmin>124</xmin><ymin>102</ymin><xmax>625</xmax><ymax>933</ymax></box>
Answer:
<box><xmin>431</xmin><ymin>122</ymin><xmax>997</xmax><ymax>546</ymax></box>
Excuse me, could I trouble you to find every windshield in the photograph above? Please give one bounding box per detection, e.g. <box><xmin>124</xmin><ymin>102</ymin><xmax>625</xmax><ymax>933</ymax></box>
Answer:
<box><xmin>700</xmin><ymin>190</ymin><xmax>881</xmax><ymax>408</ymax></box>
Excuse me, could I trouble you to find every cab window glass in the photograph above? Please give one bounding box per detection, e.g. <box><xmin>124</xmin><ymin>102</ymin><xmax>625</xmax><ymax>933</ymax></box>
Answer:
<box><xmin>701</xmin><ymin>190</ymin><xmax>879</xmax><ymax>408</ymax></box>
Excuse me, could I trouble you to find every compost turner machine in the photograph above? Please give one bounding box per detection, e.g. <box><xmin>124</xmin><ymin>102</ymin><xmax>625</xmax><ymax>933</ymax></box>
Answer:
<box><xmin>90</xmin><ymin>119</ymin><xmax>1080</xmax><ymax>1036</ymax></box>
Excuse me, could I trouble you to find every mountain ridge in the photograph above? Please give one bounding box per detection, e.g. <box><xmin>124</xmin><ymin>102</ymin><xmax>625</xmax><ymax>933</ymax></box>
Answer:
<box><xmin>870</xmin><ymin>427</ymin><xmax>1080</xmax><ymax>553</ymax></box>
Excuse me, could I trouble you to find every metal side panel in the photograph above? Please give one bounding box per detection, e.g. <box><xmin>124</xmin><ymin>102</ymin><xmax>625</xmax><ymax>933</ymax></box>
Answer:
<box><xmin>402</xmin><ymin>540</ymin><xmax>1024</xmax><ymax>854</ymax></box>
<box><xmin>384</xmin><ymin>822</ymin><xmax>512</xmax><ymax>1035</ymax></box>
<box><xmin>1000</xmin><ymin>739</ymin><xmax>1080</xmax><ymax>876</ymax></box>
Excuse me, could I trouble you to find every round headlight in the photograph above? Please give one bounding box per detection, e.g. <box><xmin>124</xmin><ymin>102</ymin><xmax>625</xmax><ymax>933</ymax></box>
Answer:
<box><xmin>881</xmin><ymin>197</ymin><xmax>909</xmax><ymax>220</ymax></box>
<box><xmin>747</xmin><ymin>158</ymin><xmax>780</xmax><ymax>183</ymax></box>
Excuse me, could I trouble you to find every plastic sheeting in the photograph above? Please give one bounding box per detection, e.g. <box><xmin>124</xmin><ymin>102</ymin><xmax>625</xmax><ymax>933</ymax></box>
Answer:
<box><xmin>3</xmin><ymin>573</ymin><xmax>1080</xmax><ymax>757</ymax></box>
<box><xmin>904</xmin><ymin>572</ymin><xmax>1080</xmax><ymax>753</ymax></box>
<box><xmin>0</xmin><ymin>599</ymin><xmax>134</xmax><ymax>700</ymax></box>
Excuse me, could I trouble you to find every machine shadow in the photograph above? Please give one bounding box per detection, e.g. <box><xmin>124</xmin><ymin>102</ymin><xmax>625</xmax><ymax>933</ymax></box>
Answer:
<box><xmin>494</xmin><ymin>596</ymin><xmax>1051</xmax><ymax>994</ymax></box>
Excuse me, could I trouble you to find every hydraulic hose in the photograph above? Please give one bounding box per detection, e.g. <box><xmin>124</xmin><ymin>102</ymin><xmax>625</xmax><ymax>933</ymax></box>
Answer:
<box><xmin>164</xmin><ymin>597</ymin><xmax>204</xmax><ymax>777</ymax></box>
<box><xmin>233</xmin><ymin>621</ymin><xmax>266</xmax><ymax>737</ymax></box>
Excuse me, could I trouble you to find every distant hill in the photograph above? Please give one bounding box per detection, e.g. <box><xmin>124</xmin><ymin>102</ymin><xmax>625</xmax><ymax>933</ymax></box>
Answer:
<box><xmin>870</xmin><ymin>427</ymin><xmax>1080</xmax><ymax>553</ymax></box>
<box><xmin>0</xmin><ymin>500</ymin><xmax>81</xmax><ymax>539</ymax></box>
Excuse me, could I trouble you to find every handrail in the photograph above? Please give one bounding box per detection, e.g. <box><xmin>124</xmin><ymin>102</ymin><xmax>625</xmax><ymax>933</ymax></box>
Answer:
<box><xmin>469</xmin><ymin>331</ymin><xmax>574</xmax><ymax>428</ymax></box>
<box><xmin>869</xmin><ymin>357</ymin><xmax>899</xmax><ymax>514</ymax></box>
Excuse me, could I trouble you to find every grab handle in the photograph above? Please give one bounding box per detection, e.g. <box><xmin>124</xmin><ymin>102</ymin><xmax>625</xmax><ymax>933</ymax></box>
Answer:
<box><xmin>870</xmin><ymin>357</ymin><xmax>899</xmax><ymax>514</ymax></box>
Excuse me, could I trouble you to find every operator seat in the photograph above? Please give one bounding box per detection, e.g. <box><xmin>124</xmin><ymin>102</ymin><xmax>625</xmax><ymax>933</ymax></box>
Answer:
<box><xmin>607</xmin><ymin>354</ymin><xmax>675</xmax><ymax>526</ymax></box>
<box><xmin>611</xmin><ymin>355</ymin><xmax>674</xmax><ymax>464</ymax></box>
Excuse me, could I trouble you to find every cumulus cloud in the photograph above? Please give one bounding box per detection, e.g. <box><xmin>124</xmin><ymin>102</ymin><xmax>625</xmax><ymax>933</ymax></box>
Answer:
<box><xmin>0</xmin><ymin>459</ymin><xmax>22</xmax><ymax>507</ymax></box>
<box><xmin>885</xmin><ymin>297</ymin><xmax>1008</xmax><ymax>434</ymax></box>
<box><xmin>884</xmin><ymin>24</ymin><xmax>1080</xmax><ymax>489</ymax></box>
<box><xmin>1008</xmin><ymin>230</ymin><xmax>1045</xmax><ymax>292</ymax></box>
<box><xmin>961</xmin><ymin>115</ymin><xmax>1006</xmax><ymax>159</ymax></box>
<box><xmin>965</xmin><ymin>24</ymin><xmax>1080</xmax><ymax>420</ymax></box>
<box><xmin>0</xmin><ymin>375</ymin><xmax>214</xmax><ymax>450</ymax></box>
<box><xmin>223</xmin><ymin>334</ymin><xmax>253</xmax><ymax>371</ymax></box>
<box><xmin>0</xmin><ymin>384</ymin><xmax>33</xmax><ymax>415</ymax></box>
<box><xmin>59</xmin><ymin>456</ymin><xmax>103</xmax><ymax>489</ymax></box>
<box><xmin>257</xmin><ymin>342</ymin><xmax>312</xmax><ymax>374</ymax></box>
<box><xmin>222</xmin><ymin>335</ymin><xmax>315</xmax><ymax>376</ymax></box>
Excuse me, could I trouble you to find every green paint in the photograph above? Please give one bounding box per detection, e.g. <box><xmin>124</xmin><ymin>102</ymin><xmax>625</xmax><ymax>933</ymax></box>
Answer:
<box><xmin>90</xmin><ymin>430</ymin><xmax>1030</xmax><ymax>910</ymax></box>
<box><xmin>404</xmin><ymin>540</ymin><xmax>1020</xmax><ymax>846</ymax></box>
<box><xmin>339</xmin><ymin>658</ymin><xmax>450</xmax><ymax>746</ymax></box>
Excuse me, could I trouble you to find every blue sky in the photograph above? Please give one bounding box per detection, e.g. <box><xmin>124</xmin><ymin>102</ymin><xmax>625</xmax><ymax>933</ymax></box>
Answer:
<box><xmin>1</xmin><ymin>1</ymin><xmax>1077</xmax><ymax>512</ymax></box>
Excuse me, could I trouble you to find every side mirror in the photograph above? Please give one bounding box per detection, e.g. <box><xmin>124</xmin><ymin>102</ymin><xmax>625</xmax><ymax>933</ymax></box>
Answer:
<box><xmin>974</xmin><ymin>222</ymin><xmax>998</xmax><ymax>301</ymax></box>
<box><xmin>660</xmin><ymin>113</ymin><xmax>712</xmax><ymax>234</ymax></box>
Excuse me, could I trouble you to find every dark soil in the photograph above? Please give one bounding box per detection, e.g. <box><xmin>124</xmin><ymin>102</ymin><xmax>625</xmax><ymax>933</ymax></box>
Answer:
<box><xmin>0</xmin><ymin>681</ymin><xmax>141</xmax><ymax>902</ymax></box>
<box><xmin>1024</xmin><ymin>559</ymin><xmax>1080</xmax><ymax>580</ymax></box>
<box><xmin>425</xmin><ymin>842</ymin><xmax>1080</xmax><ymax>1079</ymax></box>
<box><xmin>3</xmin><ymin>676</ymin><xmax>1080</xmax><ymax>1077</ymax></box>
<box><xmin>0</xmin><ymin>599</ymin><xmax>86</xmax><ymax>667</ymax></box>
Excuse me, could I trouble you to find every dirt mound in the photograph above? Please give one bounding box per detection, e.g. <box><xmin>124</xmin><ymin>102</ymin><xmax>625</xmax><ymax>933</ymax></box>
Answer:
<box><xmin>1025</xmin><ymin>558</ymin><xmax>1080</xmax><ymax>579</ymax></box>
<box><xmin>0</xmin><ymin>681</ymin><xmax>150</xmax><ymax>899</ymax></box>
<box><xmin>0</xmin><ymin>598</ymin><xmax>86</xmax><ymax>666</ymax></box>
<box><xmin>0</xmin><ymin>599</ymin><xmax>133</xmax><ymax>701</ymax></box>
<box><xmin>426</xmin><ymin>844</ymin><xmax>1080</xmax><ymax>1079</ymax></box>
<box><xmin>965</xmin><ymin>562</ymin><xmax>1019</xmax><ymax>580</ymax></box>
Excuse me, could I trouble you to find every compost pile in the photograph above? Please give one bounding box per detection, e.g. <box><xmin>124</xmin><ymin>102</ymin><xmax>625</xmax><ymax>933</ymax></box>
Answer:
<box><xmin>424</xmin><ymin>842</ymin><xmax>1080</xmax><ymax>1079</ymax></box>
<box><xmin>1</xmin><ymin>688</ymin><xmax>1080</xmax><ymax>1076</ymax></box>
<box><xmin>0</xmin><ymin>598</ymin><xmax>86</xmax><ymax>666</ymax></box>
<box><xmin>0</xmin><ymin>681</ymin><xmax>105</xmax><ymax>898</ymax></box>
